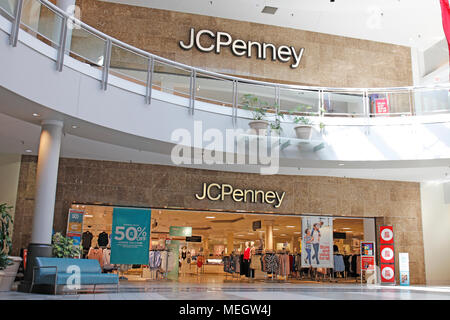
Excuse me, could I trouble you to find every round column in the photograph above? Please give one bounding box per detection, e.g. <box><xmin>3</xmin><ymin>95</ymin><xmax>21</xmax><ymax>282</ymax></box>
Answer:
<box><xmin>20</xmin><ymin>120</ymin><xmax>63</xmax><ymax>293</ymax></box>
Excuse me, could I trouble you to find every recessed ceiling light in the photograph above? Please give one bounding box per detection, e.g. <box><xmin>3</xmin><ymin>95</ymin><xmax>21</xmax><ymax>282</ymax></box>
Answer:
<box><xmin>206</xmin><ymin>216</ymin><xmax>215</xmax><ymax>219</ymax></box>
<box><xmin>71</xmin><ymin>125</ymin><xmax>78</xmax><ymax>129</ymax></box>
<box><xmin>280</xmin><ymin>234</ymin><xmax>287</xmax><ymax>236</ymax></box>
<box><xmin>273</xmin><ymin>228</ymin><xmax>279</xmax><ymax>231</ymax></box>
<box><xmin>286</xmin><ymin>226</ymin><xmax>296</xmax><ymax>228</ymax></box>
<box><xmin>339</xmin><ymin>163</ymin><xmax>345</xmax><ymax>166</ymax></box>
<box><xmin>32</xmin><ymin>113</ymin><xmax>40</xmax><ymax>117</ymax></box>
<box><xmin>294</xmin><ymin>232</ymin><xmax>301</xmax><ymax>234</ymax></box>
<box><xmin>25</xmin><ymin>149</ymin><xmax>32</xmax><ymax>153</ymax></box>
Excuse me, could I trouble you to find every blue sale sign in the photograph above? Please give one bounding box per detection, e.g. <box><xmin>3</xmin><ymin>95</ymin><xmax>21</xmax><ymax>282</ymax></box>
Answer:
<box><xmin>110</xmin><ymin>207</ymin><xmax>151</xmax><ymax>265</ymax></box>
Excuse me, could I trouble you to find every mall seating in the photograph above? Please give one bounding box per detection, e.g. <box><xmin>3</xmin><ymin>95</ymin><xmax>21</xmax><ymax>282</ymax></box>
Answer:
<box><xmin>30</xmin><ymin>257</ymin><xmax>119</xmax><ymax>294</ymax></box>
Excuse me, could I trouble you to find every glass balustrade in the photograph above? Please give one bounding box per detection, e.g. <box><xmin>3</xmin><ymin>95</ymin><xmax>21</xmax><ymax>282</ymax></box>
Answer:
<box><xmin>68</xmin><ymin>26</ymin><xmax>106</xmax><ymax>67</ymax></box>
<box><xmin>0</xmin><ymin>0</ymin><xmax>16</xmax><ymax>19</ymax></box>
<box><xmin>368</xmin><ymin>90</ymin><xmax>413</xmax><ymax>116</ymax></box>
<box><xmin>20</xmin><ymin>0</ymin><xmax>62</xmax><ymax>47</ymax></box>
<box><xmin>279</xmin><ymin>88</ymin><xmax>320</xmax><ymax>116</ymax></box>
<box><xmin>152</xmin><ymin>60</ymin><xmax>191</xmax><ymax>98</ymax></box>
<box><xmin>323</xmin><ymin>91</ymin><xmax>366</xmax><ymax>117</ymax></box>
<box><xmin>195</xmin><ymin>72</ymin><xmax>234</xmax><ymax>108</ymax></box>
<box><xmin>110</xmin><ymin>44</ymin><xmax>148</xmax><ymax>85</ymax></box>
<box><xmin>1</xmin><ymin>0</ymin><xmax>450</xmax><ymax>121</ymax></box>
<box><xmin>414</xmin><ymin>88</ymin><xmax>450</xmax><ymax>115</ymax></box>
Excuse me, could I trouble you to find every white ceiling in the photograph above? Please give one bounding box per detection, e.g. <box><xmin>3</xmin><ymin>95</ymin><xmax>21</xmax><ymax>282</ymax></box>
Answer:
<box><xmin>1</xmin><ymin>111</ymin><xmax>450</xmax><ymax>183</ymax></box>
<box><xmin>100</xmin><ymin>0</ymin><xmax>445</xmax><ymax>50</ymax></box>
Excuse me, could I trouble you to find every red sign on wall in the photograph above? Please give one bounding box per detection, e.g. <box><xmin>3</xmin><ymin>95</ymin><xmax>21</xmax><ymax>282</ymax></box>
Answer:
<box><xmin>380</xmin><ymin>244</ymin><xmax>395</xmax><ymax>264</ymax></box>
<box><xmin>380</xmin><ymin>226</ymin><xmax>394</xmax><ymax>244</ymax></box>
<box><xmin>379</xmin><ymin>226</ymin><xmax>395</xmax><ymax>284</ymax></box>
<box><xmin>375</xmin><ymin>99</ymin><xmax>389</xmax><ymax>114</ymax></box>
<box><xmin>381</xmin><ymin>264</ymin><xmax>395</xmax><ymax>283</ymax></box>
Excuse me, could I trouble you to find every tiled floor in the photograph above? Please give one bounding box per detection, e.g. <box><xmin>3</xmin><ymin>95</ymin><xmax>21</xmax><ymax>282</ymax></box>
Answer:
<box><xmin>1</xmin><ymin>281</ymin><xmax>449</xmax><ymax>300</ymax></box>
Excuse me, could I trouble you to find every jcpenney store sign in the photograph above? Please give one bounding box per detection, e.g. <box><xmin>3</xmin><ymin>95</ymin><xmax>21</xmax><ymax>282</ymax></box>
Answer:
<box><xmin>179</xmin><ymin>28</ymin><xmax>305</xmax><ymax>69</ymax></box>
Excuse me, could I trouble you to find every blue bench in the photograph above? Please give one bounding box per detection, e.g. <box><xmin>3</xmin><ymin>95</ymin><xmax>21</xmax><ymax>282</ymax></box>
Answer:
<box><xmin>31</xmin><ymin>257</ymin><xmax>119</xmax><ymax>294</ymax></box>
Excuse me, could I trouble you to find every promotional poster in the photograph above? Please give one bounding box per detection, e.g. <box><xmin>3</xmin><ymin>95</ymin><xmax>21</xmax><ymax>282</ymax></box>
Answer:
<box><xmin>301</xmin><ymin>216</ymin><xmax>333</xmax><ymax>268</ymax></box>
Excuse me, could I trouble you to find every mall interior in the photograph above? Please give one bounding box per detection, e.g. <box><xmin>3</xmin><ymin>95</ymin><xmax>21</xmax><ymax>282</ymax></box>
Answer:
<box><xmin>0</xmin><ymin>0</ymin><xmax>450</xmax><ymax>298</ymax></box>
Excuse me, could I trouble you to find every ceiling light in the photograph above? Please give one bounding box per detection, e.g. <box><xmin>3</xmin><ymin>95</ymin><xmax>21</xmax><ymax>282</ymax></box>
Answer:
<box><xmin>261</xmin><ymin>6</ymin><xmax>278</xmax><ymax>14</ymax></box>
<box><xmin>25</xmin><ymin>149</ymin><xmax>32</xmax><ymax>153</ymax></box>
<box><xmin>280</xmin><ymin>234</ymin><xmax>287</xmax><ymax>236</ymax></box>
<box><xmin>71</xmin><ymin>125</ymin><xmax>78</xmax><ymax>129</ymax></box>
<box><xmin>206</xmin><ymin>216</ymin><xmax>216</xmax><ymax>219</ymax></box>
<box><xmin>294</xmin><ymin>232</ymin><xmax>301</xmax><ymax>234</ymax></box>
<box><xmin>32</xmin><ymin>113</ymin><xmax>40</xmax><ymax>117</ymax></box>
<box><xmin>286</xmin><ymin>226</ymin><xmax>296</xmax><ymax>228</ymax></box>
<box><xmin>273</xmin><ymin>228</ymin><xmax>279</xmax><ymax>231</ymax></box>
<box><xmin>342</xmin><ymin>228</ymin><xmax>351</xmax><ymax>230</ymax></box>
<box><xmin>339</xmin><ymin>163</ymin><xmax>345</xmax><ymax>166</ymax></box>
<box><xmin>84</xmin><ymin>214</ymin><xmax>93</xmax><ymax>218</ymax></box>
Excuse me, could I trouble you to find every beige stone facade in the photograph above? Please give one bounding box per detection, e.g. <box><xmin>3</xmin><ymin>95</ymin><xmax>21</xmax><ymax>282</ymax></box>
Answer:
<box><xmin>13</xmin><ymin>156</ymin><xmax>425</xmax><ymax>284</ymax></box>
<box><xmin>71</xmin><ymin>0</ymin><xmax>413</xmax><ymax>88</ymax></box>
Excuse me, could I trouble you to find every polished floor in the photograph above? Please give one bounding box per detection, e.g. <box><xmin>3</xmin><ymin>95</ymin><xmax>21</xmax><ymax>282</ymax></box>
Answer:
<box><xmin>1</xmin><ymin>280</ymin><xmax>449</xmax><ymax>300</ymax></box>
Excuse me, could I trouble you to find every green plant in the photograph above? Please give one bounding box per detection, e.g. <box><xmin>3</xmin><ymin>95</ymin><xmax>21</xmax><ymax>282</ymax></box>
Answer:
<box><xmin>289</xmin><ymin>105</ymin><xmax>325</xmax><ymax>128</ymax></box>
<box><xmin>51</xmin><ymin>232</ymin><xmax>81</xmax><ymax>258</ymax></box>
<box><xmin>270</xmin><ymin>107</ymin><xmax>285</xmax><ymax>134</ymax></box>
<box><xmin>0</xmin><ymin>203</ymin><xmax>13</xmax><ymax>270</ymax></box>
<box><xmin>241</xmin><ymin>94</ymin><xmax>269</xmax><ymax>121</ymax></box>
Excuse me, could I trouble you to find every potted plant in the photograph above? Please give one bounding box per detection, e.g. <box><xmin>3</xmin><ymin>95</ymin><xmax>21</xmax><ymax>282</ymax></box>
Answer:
<box><xmin>290</xmin><ymin>105</ymin><xmax>324</xmax><ymax>140</ymax></box>
<box><xmin>0</xmin><ymin>203</ymin><xmax>22</xmax><ymax>292</ymax></box>
<box><xmin>241</xmin><ymin>94</ymin><xmax>270</xmax><ymax>135</ymax></box>
<box><xmin>51</xmin><ymin>232</ymin><xmax>82</xmax><ymax>258</ymax></box>
<box><xmin>270</xmin><ymin>107</ymin><xmax>285</xmax><ymax>137</ymax></box>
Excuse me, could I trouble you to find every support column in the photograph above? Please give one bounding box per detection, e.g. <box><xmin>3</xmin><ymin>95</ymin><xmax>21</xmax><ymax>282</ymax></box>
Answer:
<box><xmin>265</xmin><ymin>222</ymin><xmax>273</xmax><ymax>251</ymax></box>
<box><xmin>227</xmin><ymin>232</ymin><xmax>234</xmax><ymax>255</ymax></box>
<box><xmin>19</xmin><ymin>120</ymin><xmax>63</xmax><ymax>293</ymax></box>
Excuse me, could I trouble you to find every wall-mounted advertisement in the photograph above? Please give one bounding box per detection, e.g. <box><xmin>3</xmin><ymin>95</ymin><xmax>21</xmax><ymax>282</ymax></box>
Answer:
<box><xmin>66</xmin><ymin>209</ymin><xmax>84</xmax><ymax>247</ymax></box>
<box><xmin>110</xmin><ymin>207</ymin><xmax>152</xmax><ymax>265</ymax></box>
<box><xmin>301</xmin><ymin>216</ymin><xmax>333</xmax><ymax>268</ymax></box>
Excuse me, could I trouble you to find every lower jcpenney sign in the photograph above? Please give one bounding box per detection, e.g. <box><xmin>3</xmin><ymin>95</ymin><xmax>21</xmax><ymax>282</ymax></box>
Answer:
<box><xmin>179</xmin><ymin>28</ymin><xmax>305</xmax><ymax>69</ymax></box>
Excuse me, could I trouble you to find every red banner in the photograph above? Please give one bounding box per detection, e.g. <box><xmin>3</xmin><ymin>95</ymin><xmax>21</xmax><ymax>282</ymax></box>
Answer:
<box><xmin>381</xmin><ymin>264</ymin><xmax>395</xmax><ymax>283</ymax></box>
<box><xmin>380</xmin><ymin>244</ymin><xmax>395</xmax><ymax>264</ymax></box>
<box><xmin>361</xmin><ymin>256</ymin><xmax>375</xmax><ymax>271</ymax></box>
<box><xmin>440</xmin><ymin>0</ymin><xmax>450</xmax><ymax>80</ymax></box>
<box><xmin>380</xmin><ymin>226</ymin><xmax>394</xmax><ymax>244</ymax></box>
<box><xmin>375</xmin><ymin>99</ymin><xmax>389</xmax><ymax>114</ymax></box>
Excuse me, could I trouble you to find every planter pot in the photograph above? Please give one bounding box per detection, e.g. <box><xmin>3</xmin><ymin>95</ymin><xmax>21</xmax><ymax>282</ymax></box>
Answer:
<box><xmin>294</xmin><ymin>125</ymin><xmax>313</xmax><ymax>140</ymax></box>
<box><xmin>248</xmin><ymin>120</ymin><xmax>269</xmax><ymax>136</ymax></box>
<box><xmin>0</xmin><ymin>256</ymin><xmax>22</xmax><ymax>292</ymax></box>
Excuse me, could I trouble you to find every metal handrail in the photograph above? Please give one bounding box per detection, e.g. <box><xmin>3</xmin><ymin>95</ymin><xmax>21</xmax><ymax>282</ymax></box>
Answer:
<box><xmin>2</xmin><ymin>0</ymin><xmax>450</xmax><ymax>120</ymax></box>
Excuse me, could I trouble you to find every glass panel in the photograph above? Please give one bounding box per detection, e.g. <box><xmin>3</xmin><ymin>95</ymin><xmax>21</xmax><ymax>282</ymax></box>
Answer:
<box><xmin>279</xmin><ymin>88</ymin><xmax>320</xmax><ymax>115</ymax></box>
<box><xmin>414</xmin><ymin>88</ymin><xmax>450</xmax><ymax>115</ymax></box>
<box><xmin>323</xmin><ymin>91</ymin><xmax>365</xmax><ymax>117</ymax></box>
<box><xmin>0</xmin><ymin>0</ymin><xmax>16</xmax><ymax>18</ymax></box>
<box><xmin>20</xmin><ymin>0</ymin><xmax>62</xmax><ymax>46</ymax></box>
<box><xmin>110</xmin><ymin>44</ymin><xmax>148</xmax><ymax>85</ymax></box>
<box><xmin>368</xmin><ymin>91</ymin><xmax>412</xmax><ymax>116</ymax></box>
<box><xmin>68</xmin><ymin>26</ymin><xmax>106</xmax><ymax>66</ymax></box>
<box><xmin>152</xmin><ymin>60</ymin><xmax>191</xmax><ymax>97</ymax></box>
<box><xmin>195</xmin><ymin>73</ymin><xmax>233</xmax><ymax>107</ymax></box>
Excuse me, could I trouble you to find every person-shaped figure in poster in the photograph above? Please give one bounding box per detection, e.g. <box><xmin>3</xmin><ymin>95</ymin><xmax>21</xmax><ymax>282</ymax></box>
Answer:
<box><xmin>311</xmin><ymin>223</ymin><xmax>321</xmax><ymax>265</ymax></box>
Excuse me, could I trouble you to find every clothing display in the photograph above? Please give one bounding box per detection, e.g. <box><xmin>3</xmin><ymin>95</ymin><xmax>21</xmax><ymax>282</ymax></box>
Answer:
<box><xmin>82</xmin><ymin>231</ymin><xmax>93</xmax><ymax>250</ymax></box>
<box><xmin>102</xmin><ymin>248</ymin><xmax>113</xmax><ymax>271</ymax></box>
<box><xmin>333</xmin><ymin>254</ymin><xmax>345</xmax><ymax>272</ymax></box>
<box><xmin>87</xmin><ymin>247</ymin><xmax>104</xmax><ymax>268</ymax></box>
<box><xmin>98</xmin><ymin>231</ymin><xmax>109</xmax><ymax>247</ymax></box>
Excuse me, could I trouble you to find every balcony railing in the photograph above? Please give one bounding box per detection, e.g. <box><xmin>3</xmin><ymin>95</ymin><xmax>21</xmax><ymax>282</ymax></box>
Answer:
<box><xmin>1</xmin><ymin>0</ymin><xmax>450</xmax><ymax>124</ymax></box>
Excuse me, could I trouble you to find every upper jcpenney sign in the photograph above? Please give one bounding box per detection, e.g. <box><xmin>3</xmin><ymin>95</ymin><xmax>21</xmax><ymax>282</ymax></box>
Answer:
<box><xmin>179</xmin><ymin>28</ymin><xmax>305</xmax><ymax>69</ymax></box>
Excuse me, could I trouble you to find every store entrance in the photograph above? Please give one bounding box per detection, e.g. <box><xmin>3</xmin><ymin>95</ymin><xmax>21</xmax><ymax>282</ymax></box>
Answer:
<box><xmin>73</xmin><ymin>204</ymin><xmax>375</xmax><ymax>284</ymax></box>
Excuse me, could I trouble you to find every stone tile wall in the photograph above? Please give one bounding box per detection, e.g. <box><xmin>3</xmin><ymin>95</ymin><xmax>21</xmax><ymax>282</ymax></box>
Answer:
<box><xmin>72</xmin><ymin>0</ymin><xmax>413</xmax><ymax>88</ymax></box>
<box><xmin>12</xmin><ymin>156</ymin><xmax>425</xmax><ymax>284</ymax></box>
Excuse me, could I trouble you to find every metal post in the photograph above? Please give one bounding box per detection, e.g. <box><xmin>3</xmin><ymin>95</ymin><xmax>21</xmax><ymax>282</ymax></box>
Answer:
<box><xmin>364</xmin><ymin>90</ymin><xmax>370</xmax><ymax>117</ymax></box>
<box><xmin>189</xmin><ymin>70</ymin><xmax>196</xmax><ymax>115</ymax></box>
<box><xmin>56</xmin><ymin>15</ymin><xmax>68</xmax><ymax>72</ymax></box>
<box><xmin>275</xmin><ymin>86</ymin><xmax>281</xmax><ymax>110</ymax></box>
<box><xmin>145</xmin><ymin>57</ymin><xmax>154</xmax><ymax>105</ymax></box>
<box><xmin>319</xmin><ymin>90</ymin><xmax>324</xmax><ymax>117</ymax></box>
<box><xmin>9</xmin><ymin>0</ymin><xmax>24</xmax><ymax>47</ymax></box>
<box><xmin>408</xmin><ymin>89</ymin><xmax>414</xmax><ymax>116</ymax></box>
<box><xmin>232</xmin><ymin>80</ymin><xmax>237</xmax><ymax>126</ymax></box>
<box><xmin>101</xmin><ymin>39</ymin><xmax>112</xmax><ymax>90</ymax></box>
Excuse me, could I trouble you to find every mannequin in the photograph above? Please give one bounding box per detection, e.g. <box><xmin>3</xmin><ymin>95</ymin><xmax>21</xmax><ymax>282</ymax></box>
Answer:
<box><xmin>243</xmin><ymin>241</ymin><xmax>252</xmax><ymax>278</ymax></box>
<box><xmin>180</xmin><ymin>246</ymin><xmax>188</xmax><ymax>276</ymax></box>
